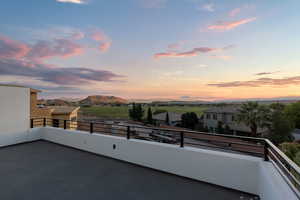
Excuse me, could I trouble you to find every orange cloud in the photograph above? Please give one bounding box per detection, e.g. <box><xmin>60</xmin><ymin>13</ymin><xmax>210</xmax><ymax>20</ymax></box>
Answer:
<box><xmin>207</xmin><ymin>17</ymin><xmax>257</xmax><ymax>31</ymax></box>
<box><xmin>90</xmin><ymin>30</ymin><xmax>107</xmax><ymax>41</ymax></box>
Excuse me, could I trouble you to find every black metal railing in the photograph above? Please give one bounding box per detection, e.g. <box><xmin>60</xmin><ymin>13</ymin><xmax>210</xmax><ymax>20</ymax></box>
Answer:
<box><xmin>30</xmin><ymin>117</ymin><xmax>300</xmax><ymax>198</ymax></box>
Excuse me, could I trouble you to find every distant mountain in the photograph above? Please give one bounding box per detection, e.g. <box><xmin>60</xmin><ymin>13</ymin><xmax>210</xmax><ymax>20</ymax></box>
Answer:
<box><xmin>151</xmin><ymin>100</ymin><xmax>211</xmax><ymax>105</ymax></box>
<box><xmin>59</xmin><ymin>97</ymin><xmax>83</xmax><ymax>102</ymax></box>
<box><xmin>38</xmin><ymin>99</ymin><xmax>72</xmax><ymax>106</ymax></box>
<box><xmin>79</xmin><ymin>95</ymin><xmax>128</xmax><ymax>105</ymax></box>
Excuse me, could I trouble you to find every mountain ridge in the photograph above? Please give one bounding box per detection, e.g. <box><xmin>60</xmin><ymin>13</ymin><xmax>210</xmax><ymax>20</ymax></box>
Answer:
<box><xmin>79</xmin><ymin>95</ymin><xmax>128</xmax><ymax>105</ymax></box>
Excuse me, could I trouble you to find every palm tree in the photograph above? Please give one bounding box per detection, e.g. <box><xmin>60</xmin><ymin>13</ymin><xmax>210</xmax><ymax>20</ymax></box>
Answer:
<box><xmin>236</xmin><ymin>102</ymin><xmax>269</xmax><ymax>137</ymax></box>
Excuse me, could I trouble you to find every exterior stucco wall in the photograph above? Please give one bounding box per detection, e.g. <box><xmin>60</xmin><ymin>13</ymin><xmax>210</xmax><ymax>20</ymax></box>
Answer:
<box><xmin>39</xmin><ymin>127</ymin><xmax>298</xmax><ymax>199</ymax></box>
<box><xmin>0</xmin><ymin>86</ymin><xmax>31</xmax><ymax>146</ymax></box>
<box><xmin>0</xmin><ymin>124</ymin><xmax>298</xmax><ymax>199</ymax></box>
<box><xmin>41</xmin><ymin>127</ymin><xmax>261</xmax><ymax>194</ymax></box>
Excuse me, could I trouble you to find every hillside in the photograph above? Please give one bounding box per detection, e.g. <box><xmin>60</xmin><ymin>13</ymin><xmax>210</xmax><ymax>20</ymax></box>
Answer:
<box><xmin>79</xmin><ymin>95</ymin><xmax>128</xmax><ymax>105</ymax></box>
<box><xmin>38</xmin><ymin>99</ymin><xmax>72</xmax><ymax>106</ymax></box>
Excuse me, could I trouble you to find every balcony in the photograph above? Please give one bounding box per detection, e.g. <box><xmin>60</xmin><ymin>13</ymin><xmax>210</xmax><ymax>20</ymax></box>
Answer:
<box><xmin>0</xmin><ymin>116</ymin><xmax>297</xmax><ymax>200</ymax></box>
<box><xmin>0</xmin><ymin>140</ymin><xmax>257</xmax><ymax>200</ymax></box>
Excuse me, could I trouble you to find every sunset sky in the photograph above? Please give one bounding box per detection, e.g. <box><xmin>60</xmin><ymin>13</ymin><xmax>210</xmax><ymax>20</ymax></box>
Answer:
<box><xmin>0</xmin><ymin>0</ymin><xmax>300</xmax><ymax>101</ymax></box>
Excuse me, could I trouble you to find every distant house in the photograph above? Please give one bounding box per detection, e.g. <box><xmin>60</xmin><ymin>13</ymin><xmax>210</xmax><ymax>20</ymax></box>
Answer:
<box><xmin>292</xmin><ymin>129</ymin><xmax>300</xmax><ymax>141</ymax></box>
<box><xmin>153</xmin><ymin>112</ymin><xmax>182</xmax><ymax>126</ymax></box>
<box><xmin>30</xmin><ymin>89</ymin><xmax>80</xmax><ymax>129</ymax></box>
<box><xmin>203</xmin><ymin>106</ymin><xmax>265</xmax><ymax>135</ymax></box>
<box><xmin>47</xmin><ymin>106</ymin><xmax>80</xmax><ymax>121</ymax></box>
<box><xmin>30</xmin><ymin>89</ymin><xmax>53</xmax><ymax>119</ymax></box>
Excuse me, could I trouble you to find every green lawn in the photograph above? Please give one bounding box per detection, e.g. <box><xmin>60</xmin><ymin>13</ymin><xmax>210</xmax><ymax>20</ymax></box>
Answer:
<box><xmin>80</xmin><ymin>105</ymin><xmax>207</xmax><ymax>119</ymax></box>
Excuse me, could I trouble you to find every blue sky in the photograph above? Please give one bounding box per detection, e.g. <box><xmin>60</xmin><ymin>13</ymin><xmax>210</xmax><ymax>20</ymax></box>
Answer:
<box><xmin>0</xmin><ymin>0</ymin><xmax>300</xmax><ymax>100</ymax></box>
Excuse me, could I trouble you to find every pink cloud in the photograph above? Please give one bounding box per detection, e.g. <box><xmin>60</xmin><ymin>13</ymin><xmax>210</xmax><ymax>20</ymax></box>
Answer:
<box><xmin>0</xmin><ymin>35</ymin><xmax>30</xmax><ymax>59</ymax></box>
<box><xmin>90</xmin><ymin>30</ymin><xmax>107</xmax><ymax>41</ymax></box>
<box><xmin>207</xmin><ymin>17</ymin><xmax>257</xmax><ymax>31</ymax></box>
<box><xmin>0</xmin><ymin>31</ymin><xmax>124</xmax><ymax>90</ymax></box>
<box><xmin>229</xmin><ymin>8</ymin><xmax>241</xmax><ymax>17</ymax></box>
<box><xmin>0</xmin><ymin>34</ymin><xmax>84</xmax><ymax>61</ymax></box>
<box><xmin>28</xmin><ymin>39</ymin><xmax>84</xmax><ymax>59</ymax></box>
<box><xmin>99</xmin><ymin>41</ymin><xmax>111</xmax><ymax>52</ymax></box>
<box><xmin>0</xmin><ymin>34</ymin><xmax>122</xmax><ymax>86</ymax></box>
<box><xmin>90</xmin><ymin>30</ymin><xmax>112</xmax><ymax>52</ymax></box>
<box><xmin>154</xmin><ymin>46</ymin><xmax>233</xmax><ymax>59</ymax></box>
<box><xmin>154</xmin><ymin>52</ymin><xmax>195</xmax><ymax>58</ymax></box>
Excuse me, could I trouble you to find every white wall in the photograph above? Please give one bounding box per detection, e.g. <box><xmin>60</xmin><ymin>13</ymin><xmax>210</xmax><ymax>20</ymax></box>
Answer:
<box><xmin>41</xmin><ymin>127</ymin><xmax>260</xmax><ymax>194</ymax></box>
<box><xmin>0</xmin><ymin>86</ymin><xmax>31</xmax><ymax>146</ymax></box>
<box><xmin>39</xmin><ymin>127</ymin><xmax>300</xmax><ymax>199</ymax></box>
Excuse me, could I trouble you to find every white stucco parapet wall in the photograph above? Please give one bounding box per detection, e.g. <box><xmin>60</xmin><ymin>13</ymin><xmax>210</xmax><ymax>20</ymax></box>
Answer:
<box><xmin>25</xmin><ymin>127</ymin><xmax>297</xmax><ymax>200</ymax></box>
<box><xmin>0</xmin><ymin>86</ymin><xmax>31</xmax><ymax>147</ymax></box>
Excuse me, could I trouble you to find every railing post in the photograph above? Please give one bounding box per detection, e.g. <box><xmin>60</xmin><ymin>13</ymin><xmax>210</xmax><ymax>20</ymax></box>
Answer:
<box><xmin>127</xmin><ymin>126</ymin><xmax>130</xmax><ymax>139</ymax></box>
<box><xmin>90</xmin><ymin>122</ymin><xmax>93</xmax><ymax>134</ymax></box>
<box><xmin>180</xmin><ymin>131</ymin><xmax>184</xmax><ymax>148</ymax></box>
<box><xmin>43</xmin><ymin>118</ymin><xmax>46</xmax><ymax>127</ymax></box>
<box><xmin>30</xmin><ymin>119</ymin><xmax>33</xmax><ymax>128</ymax></box>
<box><xmin>64</xmin><ymin>120</ymin><xmax>67</xmax><ymax>129</ymax></box>
<box><xmin>264</xmin><ymin>141</ymin><xmax>269</xmax><ymax>161</ymax></box>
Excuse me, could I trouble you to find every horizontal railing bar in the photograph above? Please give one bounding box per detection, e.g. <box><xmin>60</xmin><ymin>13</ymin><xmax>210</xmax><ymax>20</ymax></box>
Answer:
<box><xmin>185</xmin><ymin>136</ymin><xmax>264</xmax><ymax>148</ymax></box>
<box><xmin>268</xmin><ymin>150</ymin><xmax>300</xmax><ymax>188</ymax></box>
<box><xmin>32</xmin><ymin>118</ymin><xmax>265</xmax><ymax>142</ymax></box>
<box><xmin>266</xmin><ymin>139</ymin><xmax>300</xmax><ymax>175</ymax></box>
<box><xmin>184</xmin><ymin>142</ymin><xmax>263</xmax><ymax>157</ymax></box>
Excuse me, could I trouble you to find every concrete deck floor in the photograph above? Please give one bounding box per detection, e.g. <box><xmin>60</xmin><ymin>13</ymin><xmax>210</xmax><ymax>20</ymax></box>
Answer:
<box><xmin>0</xmin><ymin>141</ymin><xmax>259</xmax><ymax>200</ymax></box>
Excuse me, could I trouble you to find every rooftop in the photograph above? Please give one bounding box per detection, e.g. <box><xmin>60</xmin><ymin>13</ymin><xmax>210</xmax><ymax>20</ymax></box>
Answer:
<box><xmin>0</xmin><ymin>84</ymin><xmax>41</xmax><ymax>93</ymax></box>
<box><xmin>204</xmin><ymin>106</ymin><xmax>240</xmax><ymax>114</ymax></box>
<box><xmin>47</xmin><ymin>106</ymin><xmax>80</xmax><ymax>114</ymax></box>
<box><xmin>153</xmin><ymin>112</ymin><xmax>182</xmax><ymax>121</ymax></box>
<box><xmin>0</xmin><ymin>141</ymin><xmax>256</xmax><ymax>200</ymax></box>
